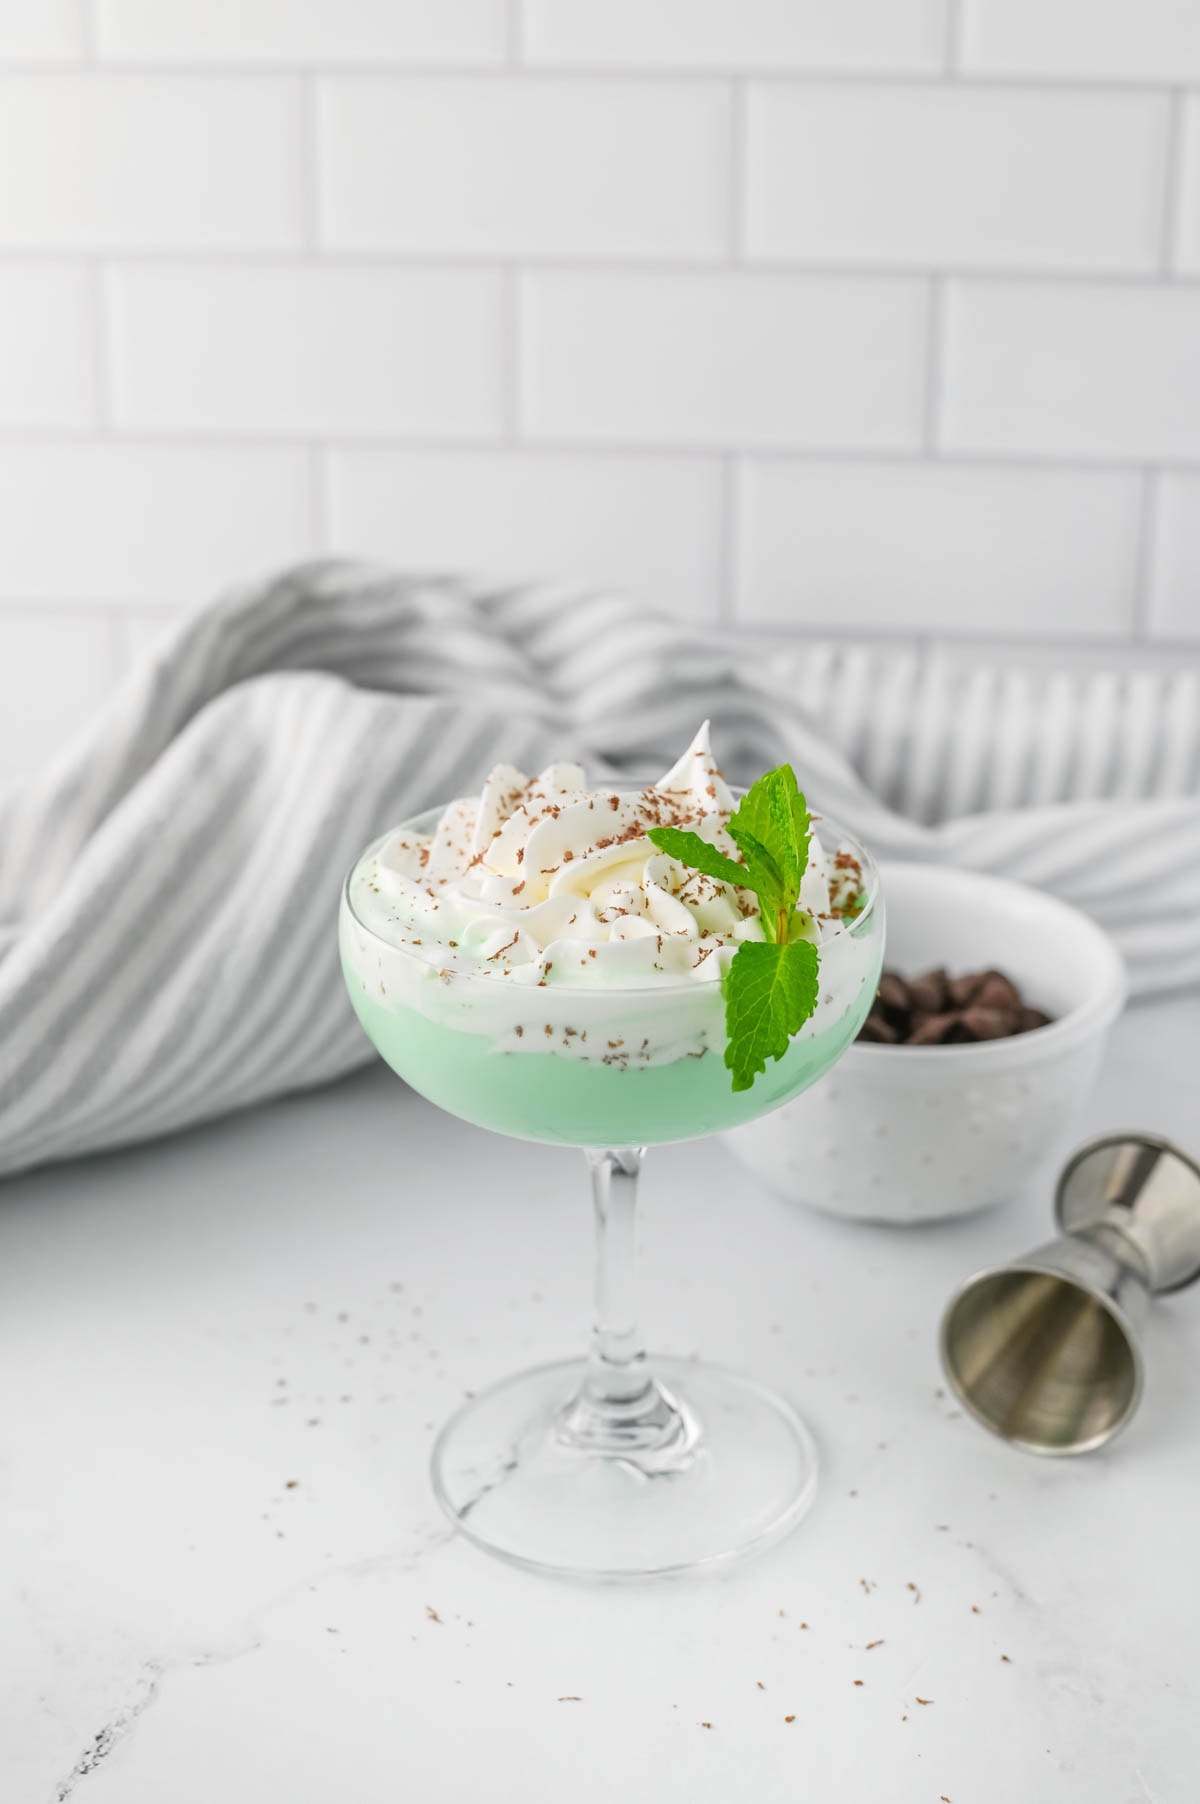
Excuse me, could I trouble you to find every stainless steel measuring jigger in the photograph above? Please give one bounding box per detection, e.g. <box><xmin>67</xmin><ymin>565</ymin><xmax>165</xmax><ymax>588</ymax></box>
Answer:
<box><xmin>940</xmin><ymin>1134</ymin><xmax>1200</xmax><ymax>1454</ymax></box>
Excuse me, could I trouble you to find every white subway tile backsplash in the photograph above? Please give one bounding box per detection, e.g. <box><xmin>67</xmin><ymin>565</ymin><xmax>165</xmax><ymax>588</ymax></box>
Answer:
<box><xmin>523</xmin><ymin>0</ymin><xmax>946</xmax><ymax>73</ymax></box>
<box><xmin>324</xmin><ymin>448</ymin><xmax>724</xmax><ymax>619</ymax></box>
<box><xmin>0</xmin><ymin>266</ymin><xmax>94</xmax><ymax>428</ymax></box>
<box><xmin>942</xmin><ymin>282</ymin><xmax>1200</xmax><ymax>461</ymax></box>
<box><xmin>962</xmin><ymin>0</ymin><xmax>1200</xmax><ymax>84</ymax></box>
<box><xmin>96</xmin><ymin>0</ymin><xmax>506</xmax><ymax>64</ymax></box>
<box><xmin>0</xmin><ymin>14</ymin><xmax>1191</xmax><ymax>727</ymax></box>
<box><xmin>0</xmin><ymin>76</ymin><xmax>302</xmax><ymax>250</ymax></box>
<box><xmin>747</xmin><ymin>85</ymin><xmax>1166</xmax><ymax>272</ymax></box>
<box><xmin>0</xmin><ymin>612</ymin><xmax>120</xmax><ymax>789</ymax></box>
<box><xmin>107</xmin><ymin>266</ymin><xmax>505</xmax><ymax>438</ymax></box>
<box><xmin>1172</xmin><ymin>99</ymin><xmax>1200</xmax><ymax>275</ymax></box>
<box><xmin>1150</xmin><ymin>477</ymin><xmax>1200</xmax><ymax>642</ymax></box>
<box><xmin>737</xmin><ymin>460</ymin><xmax>1141</xmax><ymax>635</ymax></box>
<box><xmin>519</xmin><ymin>272</ymin><xmax>926</xmax><ymax>449</ymax></box>
<box><xmin>0</xmin><ymin>446</ymin><xmax>313</xmax><ymax>605</ymax></box>
<box><xmin>317</xmin><ymin>78</ymin><xmax>731</xmax><ymax>258</ymax></box>
<box><xmin>0</xmin><ymin>0</ymin><xmax>85</xmax><ymax>61</ymax></box>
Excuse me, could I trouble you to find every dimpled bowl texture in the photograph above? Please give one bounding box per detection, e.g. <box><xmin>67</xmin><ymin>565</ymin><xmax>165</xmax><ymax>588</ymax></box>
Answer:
<box><xmin>723</xmin><ymin>864</ymin><xmax>1128</xmax><ymax>1224</ymax></box>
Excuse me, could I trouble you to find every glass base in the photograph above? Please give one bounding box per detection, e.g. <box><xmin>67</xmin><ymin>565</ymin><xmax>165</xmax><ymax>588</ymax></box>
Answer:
<box><xmin>431</xmin><ymin>1356</ymin><xmax>818</xmax><ymax>1580</ymax></box>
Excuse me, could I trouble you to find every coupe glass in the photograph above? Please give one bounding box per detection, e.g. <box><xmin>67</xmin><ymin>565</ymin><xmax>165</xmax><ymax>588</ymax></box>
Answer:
<box><xmin>340</xmin><ymin>802</ymin><xmax>883</xmax><ymax>1579</ymax></box>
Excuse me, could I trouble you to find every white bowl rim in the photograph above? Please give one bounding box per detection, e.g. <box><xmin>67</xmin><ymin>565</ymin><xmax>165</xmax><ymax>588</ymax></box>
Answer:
<box><xmin>851</xmin><ymin>861</ymin><xmax>1128</xmax><ymax>1068</ymax></box>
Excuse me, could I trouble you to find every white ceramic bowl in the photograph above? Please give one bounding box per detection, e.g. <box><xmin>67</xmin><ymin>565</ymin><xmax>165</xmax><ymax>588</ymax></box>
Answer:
<box><xmin>724</xmin><ymin>863</ymin><xmax>1128</xmax><ymax>1223</ymax></box>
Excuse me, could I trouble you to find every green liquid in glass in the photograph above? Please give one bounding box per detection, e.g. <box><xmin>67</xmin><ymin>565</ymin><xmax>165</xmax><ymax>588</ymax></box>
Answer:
<box><xmin>343</xmin><ymin>962</ymin><xmax>878</xmax><ymax>1148</ymax></box>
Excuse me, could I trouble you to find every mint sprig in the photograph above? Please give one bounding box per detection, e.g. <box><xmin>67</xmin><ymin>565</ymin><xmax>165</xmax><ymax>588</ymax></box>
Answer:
<box><xmin>722</xmin><ymin>938</ymin><xmax>820</xmax><ymax>1092</ymax></box>
<box><xmin>648</xmin><ymin>764</ymin><xmax>821</xmax><ymax>1092</ymax></box>
<box><xmin>641</xmin><ymin>827</ymin><xmax>748</xmax><ymax>896</ymax></box>
<box><xmin>726</xmin><ymin>762</ymin><xmax>812</xmax><ymax>930</ymax></box>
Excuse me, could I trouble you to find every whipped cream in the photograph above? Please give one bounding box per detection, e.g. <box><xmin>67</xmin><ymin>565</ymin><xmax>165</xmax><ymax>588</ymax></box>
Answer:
<box><xmin>341</xmin><ymin>724</ymin><xmax>874</xmax><ymax>1066</ymax></box>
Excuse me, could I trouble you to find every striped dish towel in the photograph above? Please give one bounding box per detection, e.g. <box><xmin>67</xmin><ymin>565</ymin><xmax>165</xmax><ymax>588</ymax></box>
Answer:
<box><xmin>0</xmin><ymin>561</ymin><xmax>1196</xmax><ymax>1179</ymax></box>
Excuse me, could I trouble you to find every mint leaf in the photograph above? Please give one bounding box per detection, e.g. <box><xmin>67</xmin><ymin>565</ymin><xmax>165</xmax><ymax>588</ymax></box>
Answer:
<box><xmin>721</xmin><ymin>826</ymin><xmax>785</xmax><ymax>937</ymax></box>
<box><xmin>648</xmin><ymin>759</ymin><xmax>825</xmax><ymax>1091</ymax></box>
<box><xmin>729</xmin><ymin>765</ymin><xmax>811</xmax><ymax>901</ymax></box>
<box><xmin>645</xmin><ymin>826</ymin><xmax>749</xmax><ymax>893</ymax></box>
<box><xmin>723</xmin><ymin>939</ymin><xmax>820</xmax><ymax>1093</ymax></box>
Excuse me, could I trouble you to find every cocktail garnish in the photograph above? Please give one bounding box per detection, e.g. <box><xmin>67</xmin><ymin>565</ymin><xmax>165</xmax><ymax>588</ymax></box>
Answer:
<box><xmin>648</xmin><ymin>764</ymin><xmax>821</xmax><ymax>1092</ymax></box>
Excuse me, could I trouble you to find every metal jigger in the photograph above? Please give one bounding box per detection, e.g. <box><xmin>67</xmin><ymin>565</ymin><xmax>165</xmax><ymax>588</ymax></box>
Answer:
<box><xmin>940</xmin><ymin>1134</ymin><xmax>1200</xmax><ymax>1454</ymax></box>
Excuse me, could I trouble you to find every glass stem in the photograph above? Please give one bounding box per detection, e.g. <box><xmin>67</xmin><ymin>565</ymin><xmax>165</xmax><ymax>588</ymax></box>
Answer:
<box><xmin>584</xmin><ymin>1146</ymin><xmax>651</xmax><ymax>1410</ymax></box>
<box><xmin>557</xmin><ymin>1148</ymin><xmax>692</xmax><ymax>1460</ymax></box>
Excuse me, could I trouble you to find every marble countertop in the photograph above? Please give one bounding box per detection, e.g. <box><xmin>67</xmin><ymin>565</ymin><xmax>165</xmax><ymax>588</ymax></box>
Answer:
<box><xmin>4</xmin><ymin>996</ymin><xmax>1198</xmax><ymax>1804</ymax></box>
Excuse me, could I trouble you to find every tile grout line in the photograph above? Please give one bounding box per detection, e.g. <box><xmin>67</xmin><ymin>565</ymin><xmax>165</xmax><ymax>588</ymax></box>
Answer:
<box><xmin>718</xmin><ymin>456</ymin><xmax>740</xmax><ymax>626</ymax></box>
<box><xmin>506</xmin><ymin>0</ymin><xmax>523</xmax><ymax>67</ymax></box>
<box><xmin>0</xmin><ymin>248</ymin><xmax>1192</xmax><ymax>287</ymax></box>
<box><xmin>502</xmin><ymin>267</ymin><xmax>520</xmax><ymax>443</ymax></box>
<box><xmin>943</xmin><ymin>0</ymin><xmax>963</xmax><ymax>74</ymax></box>
<box><xmin>0</xmin><ymin>61</ymin><xmax>1191</xmax><ymax>94</ymax></box>
<box><xmin>922</xmin><ymin>276</ymin><xmax>945</xmax><ymax>454</ymax></box>
<box><xmin>727</xmin><ymin>78</ymin><xmax>747</xmax><ymax>263</ymax></box>
<box><xmin>1159</xmin><ymin>89</ymin><xmax>1187</xmax><ymax>276</ymax></box>
<box><xmin>78</xmin><ymin>0</ymin><xmax>98</xmax><ymax>61</ymax></box>
<box><xmin>88</xmin><ymin>261</ymin><xmax>113</xmax><ymax>433</ymax></box>
<box><xmin>0</xmin><ymin>425</ymin><xmax>1195</xmax><ymax>479</ymax></box>
<box><xmin>298</xmin><ymin>73</ymin><xmax>321</xmax><ymax>255</ymax></box>
<box><xmin>1132</xmin><ymin>469</ymin><xmax>1160</xmax><ymax>640</ymax></box>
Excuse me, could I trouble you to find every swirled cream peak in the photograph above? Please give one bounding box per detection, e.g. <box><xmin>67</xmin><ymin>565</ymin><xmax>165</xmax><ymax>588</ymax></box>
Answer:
<box><xmin>350</xmin><ymin>724</ymin><xmax>841</xmax><ymax>988</ymax></box>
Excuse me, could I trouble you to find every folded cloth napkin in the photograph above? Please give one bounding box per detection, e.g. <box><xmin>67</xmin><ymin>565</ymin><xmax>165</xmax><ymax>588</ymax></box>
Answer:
<box><xmin>0</xmin><ymin>561</ymin><xmax>1196</xmax><ymax>1178</ymax></box>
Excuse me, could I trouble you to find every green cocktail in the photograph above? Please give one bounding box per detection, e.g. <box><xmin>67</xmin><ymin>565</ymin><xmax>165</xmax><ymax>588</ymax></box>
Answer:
<box><xmin>341</xmin><ymin>950</ymin><xmax>877</xmax><ymax>1146</ymax></box>
<box><xmin>339</xmin><ymin>731</ymin><xmax>883</xmax><ymax>1578</ymax></box>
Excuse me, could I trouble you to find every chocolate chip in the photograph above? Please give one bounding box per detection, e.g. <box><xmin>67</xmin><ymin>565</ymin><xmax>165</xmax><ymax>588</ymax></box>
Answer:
<box><xmin>958</xmin><ymin>1005</ymin><xmax>1022</xmax><ymax>1041</ymax></box>
<box><xmin>907</xmin><ymin>967</ymin><xmax>949</xmax><ymax>1014</ymax></box>
<box><xmin>877</xmin><ymin>971</ymin><xmax>912</xmax><ymax>1012</ymax></box>
<box><xmin>907</xmin><ymin>1012</ymin><xmax>959</xmax><ymax>1045</ymax></box>
<box><xmin>875</xmin><ymin>971</ymin><xmax>913</xmax><ymax>1034</ymax></box>
<box><xmin>858</xmin><ymin>966</ymin><xmax>1053</xmax><ymax>1047</ymax></box>
<box><xmin>972</xmin><ymin>970</ymin><xmax>1023</xmax><ymax>1012</ymax></box>
<box><xmin>947</xmin><ymin>971</ymin><xmax>986</xmax><ymax>1009</ymax></box>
